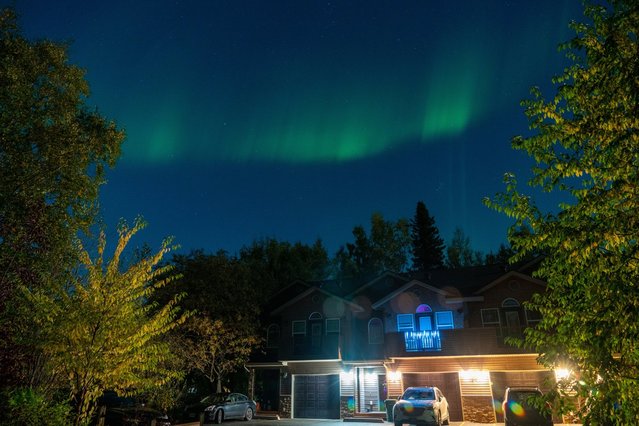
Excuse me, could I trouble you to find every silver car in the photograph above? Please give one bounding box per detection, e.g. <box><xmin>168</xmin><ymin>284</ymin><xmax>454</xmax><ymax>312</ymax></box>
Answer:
<box><xmin>199</xmin><ymin>392</ymin><xmax>256</xmax><ymax>424</ymax></box>
<box><xmin>393</xmin><ymin>386</ymin><xmax>450</xmax><ymax>426</ymax></box>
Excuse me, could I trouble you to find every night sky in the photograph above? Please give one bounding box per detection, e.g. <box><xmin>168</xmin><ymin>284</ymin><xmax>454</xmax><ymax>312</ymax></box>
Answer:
<box><xmin>15</xmin><ymin>0</ymin><xmax>582</xmax><ymax>257</ymax></box>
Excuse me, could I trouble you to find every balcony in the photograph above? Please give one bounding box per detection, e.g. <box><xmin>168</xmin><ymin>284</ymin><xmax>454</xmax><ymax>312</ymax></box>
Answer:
<box><xmin>385</xmin><ymin>327</ymin><xmax>528</xmax><ymax>357</ymax></box>
<box><xmin>404</xmin><ymin>330</ymin><xmax>441</xmax><ymax>352</ymax></box>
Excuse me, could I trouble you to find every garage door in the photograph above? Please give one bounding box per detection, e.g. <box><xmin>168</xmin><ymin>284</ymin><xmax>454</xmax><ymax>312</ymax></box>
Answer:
<box><xmin>402</xmin><ymin>373</ymin><xmax>463</xmax><ymax>421</ymax></box>
<box><xmin>293</xmin><ymin>375</ymin><xmax>340</xmax><ymax>419</ymax></box>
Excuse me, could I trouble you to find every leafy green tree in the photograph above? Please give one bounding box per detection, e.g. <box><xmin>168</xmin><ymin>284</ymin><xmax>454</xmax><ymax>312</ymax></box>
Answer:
<box><xmin>239</xmin><ymin>238</ymin><xmax>330</xmax><ymax>298</ymax></box>
<box><xmin>410</xmin><ymin>201</ymin><xmax>445</xmax><ymax>272</ymax></box>
<box><xmin>159</xmin><ymin>249</ymin><xmax>259</xmax><ymax>326</ymax></box>
<box><xmin>176</xmin><ymin>315</ymin><xmax>260</xmax><ymax>394</ymax></box>
<box><xmin>335</xmin><ymin>212</ymin><xmax>410</xmax><ymax>282</ymax></box>
<box><xmin>486</xmin><ymin>1</ymin><xmax>639</xmax><ymax>423</ymax></box>
<box><xmin>445</xmin><ymin>227</ymin><xmax>483</xmax><ymax>268</ymax></box>
<box><xmin>0</xmin><ymin>8</ymin><xmax>123</xmax><ymax>388</ymax></box>
<box><xmin>25</xmin><ymin>218</ymin><xmax>187</xmax><ymax>425</ymax></box>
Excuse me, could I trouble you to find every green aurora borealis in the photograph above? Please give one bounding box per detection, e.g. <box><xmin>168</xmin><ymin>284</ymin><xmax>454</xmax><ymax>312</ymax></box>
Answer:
<box><xmin>17</xmin><ymin>0</ymin><xmax>583</xmax><ymax>256</ymax></box>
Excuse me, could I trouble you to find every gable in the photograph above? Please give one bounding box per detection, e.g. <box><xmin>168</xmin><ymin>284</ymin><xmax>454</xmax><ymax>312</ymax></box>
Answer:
<box><xmin>271</xmin><ymin>286</ymin><xmax>364</xmax><ymax>317</ymax></box>
<box><xmin>372</xmin><ymin>280</ymin><xmax>453</xmax><ymax>311</ymax></box>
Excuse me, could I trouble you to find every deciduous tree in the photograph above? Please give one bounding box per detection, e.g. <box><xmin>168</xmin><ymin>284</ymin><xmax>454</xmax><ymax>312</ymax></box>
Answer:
<box><xmin>445</xmin><ymin>227</ymin><xmax>483</xmax><ymax>268</ymax></box>
<box><xmin>486</xmin><ymin>1</ymin><xmax>639</xmax><ymax>422</ymax></box>
<box><xmin>335</xmin><ymin>212</ymin><xmax>410</xmax><ymax>282</ymax></box>
<box><xmin>0</xmin><ymin>8</ymin><xmax>123</xmax><ymax>387</ymax></box>
<box><xmin>26</xmin><ymin>218</ymin><xmax>187</xmax><ymax>425</ymax></box>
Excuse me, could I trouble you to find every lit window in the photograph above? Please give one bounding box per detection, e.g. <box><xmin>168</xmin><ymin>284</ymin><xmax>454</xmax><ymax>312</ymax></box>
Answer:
<box><xmin>292</xmin><ymin>320</ymin><xmax>306</xmax><ymax>335</ymax></box>
<box><xmin>326</xmin><ymin>318</ymin><xmax>340</xmax><ymax>334</ymax></box>
<box><xmin>368</xmin><ymin>318</ymin><xmax>384</xmax><ymax>344</ymax></box>
<box><xmin>435</xmin><ymin>311</ymin><xmax>454</xmax><ymax>329</ymax></box>
<box><xmin>397</xmin><ymin>314</ymin><xmax>414</xmax><ymax>332</ymax></box>
<box><xmin>416</xmin><ymin>304</ymin><xmax>432</xmax><ymax>313</ymax></box>
<box><xmin>481</xmin><ymin>308</ymin><xmax>501</xmax><ymax>326</ymax></box>
<box><xmin>266</xmin><ymin>324</ymin><xmax>280</xmax><ymax>348</ymax></box>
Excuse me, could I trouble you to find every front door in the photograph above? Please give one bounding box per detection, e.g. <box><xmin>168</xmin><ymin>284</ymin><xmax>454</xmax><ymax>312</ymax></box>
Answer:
<box><xmin>505</xmin><ymin>311</ymin><xmax>521</xmax><ymax>335</ymax></box>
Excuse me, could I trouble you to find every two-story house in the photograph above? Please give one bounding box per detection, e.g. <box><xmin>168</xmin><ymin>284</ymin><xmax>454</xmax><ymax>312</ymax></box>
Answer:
<box><xmin>247</xmin><ymin>257</ymin><xmax>556</xmax><ymax>423</ymax></box>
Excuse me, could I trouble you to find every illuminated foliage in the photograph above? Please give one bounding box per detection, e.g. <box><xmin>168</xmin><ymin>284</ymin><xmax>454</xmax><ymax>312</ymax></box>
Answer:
<box><xmin>25</xmin><ymin>218</ymin><xmax>187</xmax><ymax>425</ymax></box>
<box><xmin>0</xmin><ymin>8</ymin><xmax>123</xmax><ymax>387</ymax></box>
<box><xmin>486</xmin><ymin>1</ymin><xmax>639</xmax><ymax>423</ymax></box>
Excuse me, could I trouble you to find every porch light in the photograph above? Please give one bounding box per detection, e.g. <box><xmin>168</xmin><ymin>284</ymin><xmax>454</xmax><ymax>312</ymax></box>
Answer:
<box><xmin>554</xmin><ymin>368</ymin><xmax>571</xmax><ymax>381</ymax></box>
<box><xmin>387</xmin><ymin>370</ymin><xmax>402</xmax><ymax>382</ymax></box>
<box><xmin>459</xmin><ymin>369</ymin><xmax>490</xmax><ymax>383</ymax></box>
<box><xmin>340</xmin><ymin>369</ymin><xmax>355</xmax><ymax>381</ymax></box>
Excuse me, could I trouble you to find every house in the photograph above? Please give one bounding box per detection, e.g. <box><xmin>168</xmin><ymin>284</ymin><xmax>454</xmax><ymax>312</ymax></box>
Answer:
<box><xmin>246</xmin><ymin>257</ymin><xmax>557</xmax><ymax>423</ymax></box>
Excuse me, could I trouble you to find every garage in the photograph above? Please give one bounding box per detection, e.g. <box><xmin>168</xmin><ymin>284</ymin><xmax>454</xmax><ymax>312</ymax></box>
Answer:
<box><xmin>293</xmin><ymin>374</ymin><xmax>340</xmax><ymax>419</ymax></box>
<box><xmin>402</xmin><ymin>372</ymin><xmax>463</xmax><ymax>421</ymax></box>
<box><xmin>491</xmin><ymin>371</ymin><xmax>555</xmax><ymax>422</ymax></box>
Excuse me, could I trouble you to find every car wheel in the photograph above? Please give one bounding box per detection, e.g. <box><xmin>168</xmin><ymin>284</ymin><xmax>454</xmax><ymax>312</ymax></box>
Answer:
<box><xmin>214</xmin><ymin>409</ymin><xmax>223</xmax><ymax>424</ymax></box>
<box><xmin>244</xmin><ymin>407</ymin><xmax>254</xmax><ymax>421</ymax></box>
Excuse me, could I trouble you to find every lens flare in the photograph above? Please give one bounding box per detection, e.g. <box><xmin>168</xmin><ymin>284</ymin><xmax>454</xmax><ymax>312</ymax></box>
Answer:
<box><xmin>509</xmin><ymin>401</ymin><xmax>525</xmax><ymax>417</ymax></box>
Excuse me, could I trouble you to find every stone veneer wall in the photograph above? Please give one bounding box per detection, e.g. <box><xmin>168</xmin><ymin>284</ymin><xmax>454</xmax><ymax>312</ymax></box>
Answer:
<box><xmin>461</xmin><ymin>396</ymin><xmax>496</xmax><ymax>423</ymax></box>
<box><xmin>340</xmin><ymin>396</ymin><xmax>355</xmax><ymax>418</ymax></box>
<box><xmin>279</xmin><ymin>396</ymin><xmax>291</xmax><ymax>418</ymax></box>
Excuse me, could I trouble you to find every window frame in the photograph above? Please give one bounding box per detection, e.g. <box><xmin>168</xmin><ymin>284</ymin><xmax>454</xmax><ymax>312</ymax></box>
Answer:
<box><xmin>435</xmin><ymin>311</ymin><xmax>454</xmax><ymax>330</ymax></box>
<box><xmin>325</xmin><ymin>318</ymin><xmax>340</xmax><ymax>334</ymax></box>
<box><xmin>292</xmin><ymin>320</ymin><xmax>306</xmax><ymax>335</ymax></box>
<box><xmin>481</xmin><ymin>308</ymin><xmax>501</xmax><ymax>326</ymax></box>
<box><xmin>397</xmin><ymin>314</ymin><xmax>415</xmax><ymax>332</ymax></box>
<box><xmin>368</xmin><ymin>318</ymin><xmax>384</xmax><ymax>344</ymax></box>
<box><xmin>266</xmin><ymin>324</ymin><xmax>280</xmax><ymax>348</ymax></box>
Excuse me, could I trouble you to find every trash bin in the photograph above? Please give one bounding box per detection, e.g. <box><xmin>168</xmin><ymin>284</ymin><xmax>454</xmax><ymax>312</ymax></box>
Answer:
<box><xmin>384</xmin><ymin>399</ymin><xmax>396</xmax><ymax>422</ymax></box>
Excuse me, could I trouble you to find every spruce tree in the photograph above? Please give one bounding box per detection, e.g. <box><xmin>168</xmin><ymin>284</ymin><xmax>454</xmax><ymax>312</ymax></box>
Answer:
<box><xmin>410</xmin><ymin>201</ymin><xmax>445</xmax><ymax>272</ymax></box>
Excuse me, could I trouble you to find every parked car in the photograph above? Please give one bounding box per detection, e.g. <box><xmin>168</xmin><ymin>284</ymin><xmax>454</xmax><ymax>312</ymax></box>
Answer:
<box><xmin>502</xmin><ymin>387</ymin><xmax>553</xmax><ymax>426</ymax></box>
<box><xmin>198</xmin><ymin>392</ymin><xmax>256</xmax><ymax>425</ymax></box>
<box><xmin>96</xmin><ymin>391</ymin><xmax>171</xmax><ymax>426</ymax></box>
<box><xmin>392</xmin><ymin>386</ymin><xmax>450</xmax><ymax>426</ymax></box>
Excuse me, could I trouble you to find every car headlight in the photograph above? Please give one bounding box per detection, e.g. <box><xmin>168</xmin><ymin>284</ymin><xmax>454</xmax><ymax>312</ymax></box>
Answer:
<box><xmin>204</xmin><ymin>405</ymin><xmax>217</xmax><ymax>412</ymax></box>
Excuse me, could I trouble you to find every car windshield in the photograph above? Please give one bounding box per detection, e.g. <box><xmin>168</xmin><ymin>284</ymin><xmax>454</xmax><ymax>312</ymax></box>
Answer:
<box><xmin>201</xmin><ymin>394</ymin><xmax>229</xmax><ymax>404</ymax></box>
<box><xmin>403</xmin><ymin>389</ymin><xmax>435</xmax><ymax>400</ymax></box>
<box><xmin>510</xmin><ymin>391</ymin><xmax>541</xmax><ymax>406</ymax></box>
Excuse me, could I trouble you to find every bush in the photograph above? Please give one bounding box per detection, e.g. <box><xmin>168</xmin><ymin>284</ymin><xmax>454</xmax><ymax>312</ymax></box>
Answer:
<box><xmin>3</xmin><ymin>388</ymin><xmax>70</xmax><ymax>426</ymax></box>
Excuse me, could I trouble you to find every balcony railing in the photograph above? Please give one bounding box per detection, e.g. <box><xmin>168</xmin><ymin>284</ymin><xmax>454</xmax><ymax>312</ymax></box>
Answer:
<box><xmin>404</xmin><ymin>330</ymin><xmax>441</xmax><ymax>352</ymax></box>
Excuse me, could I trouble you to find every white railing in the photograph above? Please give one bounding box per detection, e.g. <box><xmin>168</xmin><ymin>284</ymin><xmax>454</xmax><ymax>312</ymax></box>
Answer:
<box><xmin>404</xmin><ymin>330</ymin><xmax>442</xmax><ymax>352</ymax></box>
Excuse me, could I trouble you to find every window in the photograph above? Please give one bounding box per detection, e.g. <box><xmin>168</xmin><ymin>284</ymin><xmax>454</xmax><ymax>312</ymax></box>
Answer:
<box><xmin>416</xmin><ymin>304</ymin><xmax>432</xmax><ymax>313</ymax></box>
<box><xmin>525</xmin><ymin>308</ymin><xmax>542</xmax><ymax>326</ymax></box>
<box><xmin>368</xmin><ymin>318</ymin><xmax>384</xmax><ymax>344</ymax></box>
<box><xmin>435</xmin><ymin>311</ymin><xmax>454</xmax><ymax>329</ymax></box>
<box><xmin>266</xmin><ymin>324</ymin><xmax>280</xmax><ymax>348</ymax></box>
<box><xmin>502</xmin><ymin>298</ymin><xmax>520</xmax><ymax>308</ymax></box>
<box><xmin>481</xmin><ymin>308</ymin><xmax>501</xmax><ymax>326</ymax></box>
<box><xmin>309</xmin><ymin>312</ymin><xmax>323</xmax><ymax>320</ymax></box>
<box><xmin>397</xmin><ymin>314</ymin><xmax>414</xmax><ymax>332</ymax></box>
<box><xmin>292</xmin><ymin>320</ymin><xmax>306</xmax><ymax>335</ymax></box>
<box><xmin>326</xmin><ymin>318</ymin><xmax>340</xmax><ymax>334</ymax></box>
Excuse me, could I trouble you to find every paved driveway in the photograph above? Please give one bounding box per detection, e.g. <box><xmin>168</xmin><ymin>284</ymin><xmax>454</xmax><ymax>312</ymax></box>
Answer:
<box><xmin>179</xmin><ymin>419</ymin><xmax>580</xmax><ymax>426</ymax></box>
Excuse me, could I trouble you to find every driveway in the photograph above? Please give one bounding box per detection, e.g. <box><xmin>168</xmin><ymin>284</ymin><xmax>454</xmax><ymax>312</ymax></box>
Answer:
<box><xmin>179</xmin><ymin>419</ymin><xmax>581</xmax><ymax>426</ymax></box>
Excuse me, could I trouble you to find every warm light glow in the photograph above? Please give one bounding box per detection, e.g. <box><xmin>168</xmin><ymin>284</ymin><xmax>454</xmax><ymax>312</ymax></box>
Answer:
<box><xmin>555</xmin><ymin>368</ymin><xmax>571</xmax><ymax>381</ymax></box>
<box><xmin>387</xmin><ymin>370</ymin><xmax>402</xmax><ymax>382</ymax></box>
<box><xmin>341</xmin><ymin>370</ymin><xmax>354</xmax><ymax>381</ymax></box>
<box><xmin>459</xmin><ymin>370</ymin><xmax>490</xmax><ymax>383</ymax></box>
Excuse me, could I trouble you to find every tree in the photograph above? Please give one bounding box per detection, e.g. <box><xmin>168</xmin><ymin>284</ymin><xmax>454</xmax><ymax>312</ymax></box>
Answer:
<box><xmin>410</xmin><ymin>201</ymin><xmax>445</xmax><ymax>272</ymax></box>
<box><xmin>239</xmin><ymin>238</ymin><xmax>330</xmax><ymax>299</ymax></box>
<box><xmin>484</xmin><ymin>243</ymin><xmax>515</xmax><ymax>266</ymax></box>
<box><xmin>25</xmin><ymin>218</ymin><xmax>187</xmax><ymax>425</ymax></box>
<box><xmin>335</xmin><ymin>212</ymin><xmax>410</xmax><ymax>282</ymax></box>
<box><xmin>0</xmin><ymin>8</ymin><xmax>123</xmax><ymax>388</ymax></box>
<box><xmin>445</xmin><ymin>228</ymin><xmax>483</xmax><ymax>268</ymax></box>
<box><xmin>177</xmin><ymin>315</ymin><xmax>260</xmax><ymax>393</ymax></box>
<box><xmin>485</xmin><ymin>1</ymin><xmax>639</xmax><ymax>423</ymax></box>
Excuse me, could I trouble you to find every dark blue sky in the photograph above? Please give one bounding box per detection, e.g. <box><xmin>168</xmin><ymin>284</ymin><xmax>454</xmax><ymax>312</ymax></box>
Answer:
<box><xmin>15</xmin><ymin>0</ymin><xmax>582</xmax><ymax>257</ymax></box>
